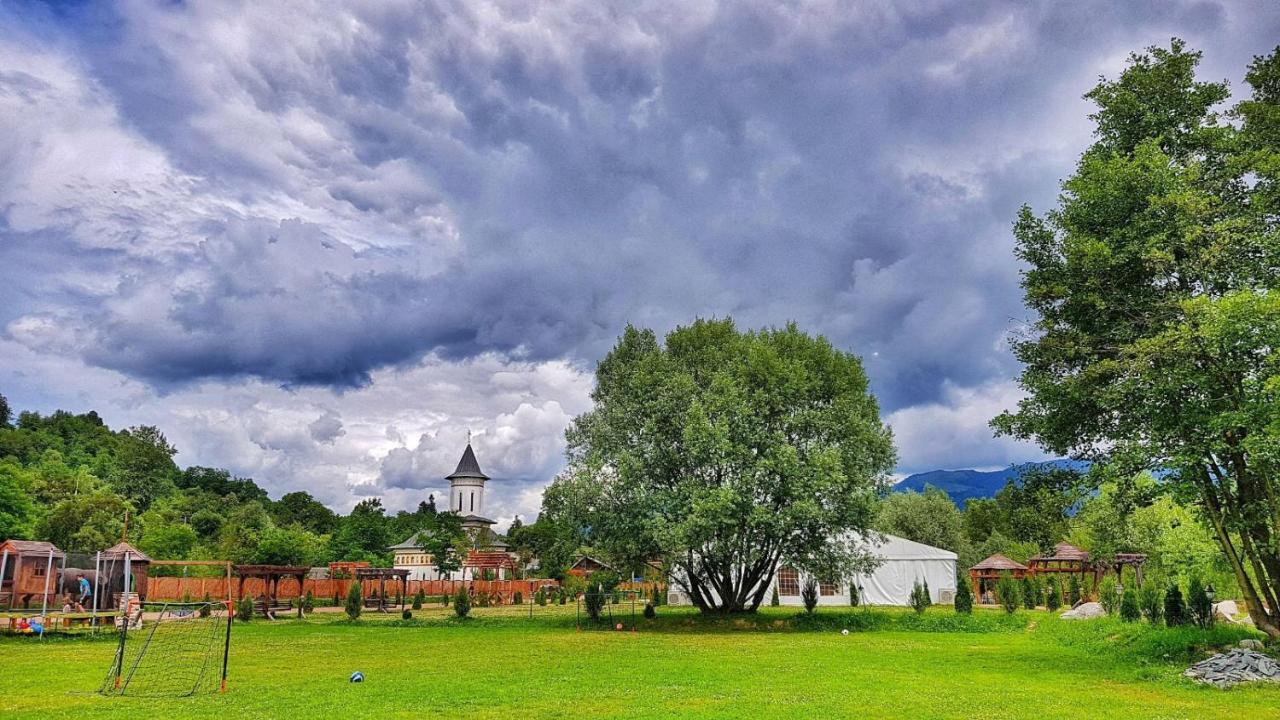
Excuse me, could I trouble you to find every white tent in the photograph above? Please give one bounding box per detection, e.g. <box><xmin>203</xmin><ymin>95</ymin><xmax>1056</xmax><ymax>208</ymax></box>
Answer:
<box><xmin>847</xmin><ymin>533</ymin><xmax>957</xmax><ymax>606</ymax></box>
<box><xmin>666</xmin><ymin>532</ymin><xmax>958</xmax><ymax>608</ymax></box>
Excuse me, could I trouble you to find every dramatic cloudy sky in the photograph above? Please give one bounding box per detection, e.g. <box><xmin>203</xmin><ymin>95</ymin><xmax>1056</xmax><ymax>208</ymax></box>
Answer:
<box><xmin>2</xmin><ymin>1</ymin><xmax>1277</xmax><ymax>525</ymax></box>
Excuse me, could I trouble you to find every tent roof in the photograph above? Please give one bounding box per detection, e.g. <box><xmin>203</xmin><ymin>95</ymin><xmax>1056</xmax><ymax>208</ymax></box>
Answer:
<box><xmin>850</xmin><ymin>532</ymin><xmax>958</xmax><ymax>561</ymax></box>
<box><xmin>972</xmin><ymin>553</ymin><xmax>1028</xmax><ymax>571</ymax></box>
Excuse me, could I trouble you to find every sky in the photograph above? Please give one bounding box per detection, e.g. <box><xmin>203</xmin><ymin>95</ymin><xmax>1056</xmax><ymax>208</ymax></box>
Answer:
<box><xmin>2</xmin><ymin>1</ymin><xmax>1278</xmax><ymax>528</ymax></box>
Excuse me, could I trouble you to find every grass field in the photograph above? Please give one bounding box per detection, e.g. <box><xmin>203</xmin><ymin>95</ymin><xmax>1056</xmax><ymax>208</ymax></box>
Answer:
<box><xmin>1</xmin><ymin>604</ymin><xmax>1276</xmax><ymax>719</ymax></box>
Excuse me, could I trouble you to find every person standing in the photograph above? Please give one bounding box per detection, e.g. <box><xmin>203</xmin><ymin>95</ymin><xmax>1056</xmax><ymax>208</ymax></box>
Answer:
<box><xmin>77</xmin><ymin>574</ymin><xmax>92</xmax><ymax>608</ymax></box>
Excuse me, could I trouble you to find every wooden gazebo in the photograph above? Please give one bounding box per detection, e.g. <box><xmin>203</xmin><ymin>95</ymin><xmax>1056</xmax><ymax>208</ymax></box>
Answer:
<box><xmin>354</xmin><ymin>568</ymin><xmax>409</xmax><ymax>612</ymax></box>
<box><xmin>234</xmin><ymin>565</ymin><xmax>308</xmax><ymax>618</ymax></box>
<box><xmin>0</xmin><ymin>540</ymin><xmax>65</xmax><ymax>610</ymax></box>
<box><xmin>1093</xmin><ymin>552</ymin><xmax>1147</xmax><ymax>589</ymax></box>
<box><xmin>969</xmin><ymin>554</ymin><xmax>1028</xmax><ymax>605</ymax></box>
<box><xmin>101</xmin><ymin>541</ymin><xmax>151</xmax><ymax>608</ymax></box>
<box><xmin>1028</xmin><ymin>542</ymin><xmax>1093</xmax><ymax>599</ymax></box>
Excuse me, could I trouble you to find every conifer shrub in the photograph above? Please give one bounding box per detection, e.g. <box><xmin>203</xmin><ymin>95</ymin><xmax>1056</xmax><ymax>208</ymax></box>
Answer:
<box><xmin>643</xmin><ymin>601</ymin><xmax>656</xmax><ymax>619</ymax></box>
<box><xmin>1068</xmin><ymin>574</ymin><xmax>1082</xmax><ymax>606</ymax></box>
<box><xmin>535</xmin><ymin>587</ymin><xmax>547</xmax><ymax>606</ymax></box>
<box><xmin>1099</xmin><ymin>580</ymin><xmax>1119</xmax><ymax>615</ymax></box>
<box><xmin>801</xmin><ymin>578</ymin><xmax>819</xmax><ymax>614</ymax></box>
<box><xmin>345</xmin><ymin>582</ymin><xmax>363</xmax><ymax>621</ymax></box>
<box><xmin>584</xmin><ymin>586</ymin><xmax>606</xmax><ymax>620</ymax></box>
<box><xmin>1138</xmin><ymin>580</ymin><xmax>1162</xmax><ymax>624</ymax></box>
<box><xmin>909</xmin><ymin>580</ymin><xmax>929</xmax><ymax>615</ymax></box>
<box><xmin>453</xmin><ymin>587</ymin><xmax>471</xmax><ymax>618</ymax></box>
<box><xmin>333</xmin><ymin>591</ymin><xmax>341</xmax><ymax>607</ymax></box>
<box><xmin>236</xmin><ymin>596</ymin><xmax>254</xmax><ymax>623</ymax></box>
<box><xmin>412</xmin><ymin>589</ymin><xmax>424</xmax><ymax>610</ymax></box>
<box><xmin>954</xmin><ymin>579</ymin><xmax>973</xmax><ymax>614</ymax></box>
<box><xmin>513</xmin><ymin>590</ymin><xmax>523</xmax><ymax>605</ymax></box>
<box><xmin>1045</xmin><ymin>578</ymin><xmax>1061</xmax><ymax>611</ymax></box>
<box><xmin>1187</xmin><ymin>577</ymin><xmax>1214</xmax><ymax>629</ymax></box>
<box><xmin>1164</xmin><ymin>584</ymin><xmax>1187</xmax><ymax>627</ymax></box>
<box><xmin>996</xmin><ymin>574</ymin><xmax>1019</xmax><ymax>614</ymax></box>
<box><xmin>199</xmin><ymin>592</ymin><xmax>213</xmax><ymax>618</ymax></box>
<box><xmin>1020</xmin><ymin>576</ymin><xmax>1038</xmax><ymax>610</ymax></box>
<box><xmin>402</xmin><ymin>608</ymin><xmax>412</xmax><ymax>620</ymax></box>
<box><xmin>770</xmin><ymin>585</ymin><xmax>780</xmax><ymax>607</ymax></box>
<box><xmin>849</xmin><ymin>582</ymin><xmax>860</xmax><ymax>607</ymax></box>
<box><xmin>1119</xmin><ymin>584</ymin><xmax>1141</xmax><ymax>622</ymax></box>
<box><xmin>303</xmin><ymin>590</ymin><xmax>315</xmax><ymax>613</ymax></box>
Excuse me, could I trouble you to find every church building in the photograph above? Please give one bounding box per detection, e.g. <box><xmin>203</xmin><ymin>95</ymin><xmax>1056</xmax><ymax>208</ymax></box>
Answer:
<box><xmin>390</xmin><ymin>442</ymin><xmax>514</xmax><ymax>581</ymax></box>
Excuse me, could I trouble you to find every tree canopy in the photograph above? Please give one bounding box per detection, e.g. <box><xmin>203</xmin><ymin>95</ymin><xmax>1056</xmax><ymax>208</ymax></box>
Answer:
<box><xmin>995</xmin><ymin>40</ymin><xmax>1280</xmax><ymax>637</ymax></box>
<box><xmin>543</xmin><ymin>319</ymin><xmax>895</xmax><ymax>613</ymax></box>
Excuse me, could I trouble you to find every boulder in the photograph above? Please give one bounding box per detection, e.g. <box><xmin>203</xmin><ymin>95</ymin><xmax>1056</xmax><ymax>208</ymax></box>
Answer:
<box><xmin>1240</xmin><ymin>639</ymin><xmax>1265</xmax><ymax>651</ymax></box>
<box><xmin>1060</xmin><ymin>602</ymin><xmax>1105</xmax><ymax>620</ymax></box>
<box><xmin>1213</xmin><ymin>600</ymin><xmax>1240</xmax><ymax>622</ymax></box>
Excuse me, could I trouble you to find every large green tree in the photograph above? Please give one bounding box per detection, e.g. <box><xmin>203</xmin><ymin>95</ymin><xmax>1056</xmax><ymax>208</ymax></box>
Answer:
<box><xmin>875</xmin><ymin>486</ymin><xmax>967</xmax><ymax>556</ymax></box>
<box><xmin>543</xmin><ymin>319</ymin><xmax>894</xmax><ymax>614</ymax></box>
<box><xmin>995</xmin><ymin>41</ymin><xmax>1280</xmax><ymax>637</ymax></box>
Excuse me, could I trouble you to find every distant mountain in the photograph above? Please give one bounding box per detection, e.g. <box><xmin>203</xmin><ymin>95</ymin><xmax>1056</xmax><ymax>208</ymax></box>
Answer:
<box><xmin>894</xmin><ymin>459</ymin><xmax>1089</xmax><ymax>507</ymax></box>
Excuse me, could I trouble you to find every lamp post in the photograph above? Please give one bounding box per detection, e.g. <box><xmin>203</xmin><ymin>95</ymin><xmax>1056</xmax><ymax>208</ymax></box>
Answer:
<box><xmin>1205</xmin><ymin>583</ymin><xmax>1216</xmax><ymax>604</ymax></box>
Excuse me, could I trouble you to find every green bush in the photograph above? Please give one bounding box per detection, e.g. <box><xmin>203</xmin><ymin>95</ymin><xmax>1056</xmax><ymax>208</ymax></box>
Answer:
<box><xmin>643</xmin><ymin>601</ymin><xmax>656</xmax><ymax>619</ymax></box>
<box><xmin>535</xmin><ymin>587</ymin><xmax>547</xmax><ymax>606</ymax></box>
<box><xmin>333</xmin><ymin>591</ymin><xmax>341</xmax><ymax>607</ymax></box>
<box><xmin>412</xmin><ymin>589</ymin><xmax>424</xmax><ymax>610</ymax></box>
<box><xmin>770</xmin><ymin>585</ymin><xmax>780</xmax><ymax>607</ymax></box>
<box><xmin>801</xmin><ymin>578</ymin><xmax>819</xmax><ymax>614</ymax></box>
<box><xmin>345</xmin><ymin>582</ymin><xmax>363</xmax><ymax>621</ymax></box>
<box><xmin>453</xmin><ymin>587</ymin><xmax>471</xmax><ymax>618</ymax></box>
<box><xmin>1099</xmin><ymin>580</ymin><xmax>1119</xmax><ymax>615</ymax></box>
<box><xmin>1045</xmin><ymin>578</ymin><xmax>1061</xmax><ymax>612</ymax></box>
<box><xmin>1020</xmin><ymin>576</ymin><xmax>1038</xmax><ymax>610</ymax></box>
<box><xmin>401</xmin><ymin>608</ymin><xmax>412</xmax><ymax>620</ymax></box>
<box><xmin>849</xmin><ymin>582</ymin><xmax>860</xmax><ymax>607</ymax></box>
<box><xmin>1119</xmin><ymin>585</ymin><xmax>1140</xmax><ymax>622</ymax></box>
<box><xmin>584</xmin><ymin>590</ymin><xmax>606</xmax><ymax>620</ymax></box>
<box><xmin>1068</xmin><ymin>574</ymin><xmax>1082</xmax><ymax>606</ymax></box>
<box><xmin>199</xmin><ymin>592</ymin><xmax>212</xmax><ymax>618</ymax></box>
<box><xmin>954</xmin><ymin>579</ymin><xmax>973</xmax><ymax>615</ymax></box>
<box><xmin>513</xmin><ymin>590</ymin><xmax>523</xmax><ymax>605</ymax></box>
<box><xmin>909</xmin><ymin>580</ymin><xmax>929</xmax><ymax>615</ymax></box>
<box><xmin>235</xmin><ymin>595</ymin><xmax>254</xmax><ymax>623</ymax></box>
<box><xmin>996</xmin><ymin>574</ymin><xmax>1019</xmax><ymax>614</ymax></box>
<box><xmin>303</xmin><ymin>590</ymin><xmax>315</xmax><ymax>613</ymax></box>
<box><xmin>1187</xmin><ymin>577</ymin><xmax>1213</xmax><ymax>629</ymax></box>
<box><xmin>1138</xmin><ymin>581</ymin><xmax>1162</xmax><ymax>624</ymax></box>
<box><xmin>1164</xmin><ymin>584</ymin><xmax>1187</xmax><ymax>626</ymax></box>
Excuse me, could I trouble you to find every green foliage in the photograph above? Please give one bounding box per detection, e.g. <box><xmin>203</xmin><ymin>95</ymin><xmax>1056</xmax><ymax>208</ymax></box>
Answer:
<box><xmin>1119</xmin><ymin>585</ymin><xmax>1141</xmax><ymax>622</ymax></box>
<box><xmin>535</xmin><ymin>587</ymin><xmax>547</xmax><ymax>606</ymax></box>
<box><xmin>1187</xmin><ymin>577</ymin><xmax>1213</xmax><ymax>630</ymax></box>
<box><xmin>345</xmin><ymin>582</ymin><xmax>363</xmax><ymax>621</ymax></box>
<box><xmin>0</xmin><ymin>458</ymin><xmax>37</xmax><ymax>540</ymax></box>
<box><xmin>1164</xmin><ymin>584</ymin><xmax>1187</xmax><ymax>627</ymax></box>
<box><xmin>770</xmin><ymin>585</ymin><xmax>780</xmax><ymax>607</ymax></box>
<box><xmin>909</xmin><ymin>580</ymin><xmax>930</xmax><ymax>615</ymax></box>
<box><xmin>412</xmin><ymin>589</ymin><xmax>424</xmax><ymax>610</ymax></box>
<box><xmin>849</xmin><ymin>582</ymin><xmax>860</xmax><ymax>607</ymax></box>
<box><xmin>875</xmin><ymin>486</ymin><xmax>966</xmax><ymax>556</ymax></box>
<box><xmin>1045</xmin><ymin>578</ymin><xmax>1062</xmax><ymax>612</ymax></box>
<box><xmin>303</xmin><ymin>590</ymin><xmax>315</xmax><ymax>613</ymax></box>
<box><xmin>996</xmin><ymin>574</ymin><xmax>1019</xmax><ymax>614</ymax></box>
<box><xmin>513</xmin><ymin>591</ymin><xmax>523</xmax><ymax>605</ymax></box>
<box><xmin>643</xmin><ymin>601</ymin><xmax>656</xmax><ymax>619</ymax></box>
<box><xmin>801</xmin><ymin>578</ymin><xmax>819</xmax><ymax>614</ymax></box>
<box><xmin>401</xmin><ymin>609</ymin><xmax>412</xmax><ymax>620</ymax></box>
<box><xmin>453</xmin><ymin>587</ymin><xmax>471</xmax><ymax>619</ymax></box>
<box><xmin>1068</xmin><ymin>575</ymin><xmax>1082</xmax><ymax>606</ymax></box>
<box><xmin>994</xmin><ymin>38</ymin><xmax>1280</xmax><ymax>639</ymax></box>
<box><xmin>1020</xmin><ymin>576</ymin><xmax>1038</xmax><ymax>610</ymax></box>
<box><xmin>235</xmin><ymin>596</ymin><xmax>253</xmax><ymax>623</ymax></box>
<box><xmin>199</xmin><ymin>593</ymin><xmax>212</xmax><ymax>618</ymax></box>
<box><xmin>1099</xmin><ymin>581</ymin><xmax>1120</xmax><ymax>615</ymax></box>
<box><xmin>954</xmin><ymin>578</ymin><xmax>973</xmax><ymax>615</ymax></box>
<box><xmin>545</xmin><ymin>319</ymin><xmax>895</xmax><ymax>613</ymax></box>
<box><xmin>1138</xmin><ymin>581</ymin><xmax>1162</xmax><ymax>625</ymax></box>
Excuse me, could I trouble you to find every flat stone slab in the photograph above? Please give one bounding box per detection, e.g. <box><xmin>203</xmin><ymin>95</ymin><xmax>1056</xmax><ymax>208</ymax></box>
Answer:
<box><xmin>1184</xmin><ymin>648</ymin><xmax>1280</xmax><ymax>688</ymax></box>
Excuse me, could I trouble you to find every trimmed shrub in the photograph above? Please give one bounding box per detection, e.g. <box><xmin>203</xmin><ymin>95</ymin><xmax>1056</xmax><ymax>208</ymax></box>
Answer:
<box><xmin>1119</xmin><ymin>584</ymin><xmax>1141</xmax><ymax>622</ymax></box>
<box><xmin>770</xmin><ymin>585</ymin><xmax>780</xmax><ymax>607</ymax></box>
<box><xmin>535</xmin><ymin>587</ymin><xmax>547</xmax><ymax>606</ymax></box>
<box><xmin>1068</xmin><ymin>574</ymin><xmax>1082</xmax><ymax>606</ymax></box>
<box><xmin>996</xmin><ymin>574</ymin><xmax>1019</xmax><ymax>614</ymax></box>
<box><xmin>1099</xmin><ymin>580</ymin><xmax>1119</xmax><ymax>615</ymax></box>
<box><xmin>412</xmin><ymin>589</ymin><xmax>424</xmax><ymax>610</ymax></box>
<box><xmin>584</xmin><ymin>589</ymin><xmax>606</xmax><ymax>620</ymax></box>
<box><xmin>801</xmin><ymin>578</ymin><xmax>819</xmax><ymax>614</ymax></box>
<box><xmin>401</xmin><ymin>608</ymin><xmax>412</xmax><ymax>620</ymax></box>
<box><xmin>235</xmin><ymin>595</ymin><xmax>254</xmax><ymax>623</ymax></box>
<box><xmin>1138</xmin><ymin>581</ymin><xmax>1162</xmax><ymax>624</ymax></box>
<box><xmin>345</xmin><ymin>582</ymin><xmax>363</xmax><ymax>621</ymax></box>
<box><xmin>513</xmin><ymin>590</ymin><xmax>524</xmax><ymax>605</ymax></box>
<box><xmin>909</xmin><ymin>580</ymin><xmax>929</xmax><ymax>615</ymax></box>
<box><xmin>849</xmin><ymin>582</ymin><xmax>860</xmax><ymax>607</ymax></box>
<box><xmin>1045</xmin><ymin>578</ymin><xmax>1061</xmax><ymax>612</ymax></box>
<box><xmin>643</xmin><ymin>601</ymin><xmax>656</xmax><ymax>619</ymax></box>
<box><xmin>954</xmin><ymin>579</ymin><xmax>973</xmax><ymax>615</ymax></box>
<box><xmin>1164</xmin><ymin>584</ymin><xmax>1187</xmax><ymax>627</ymax></box>
<box><xmin>303</xmin><ymin>590</ymin><xmax>315</xmax><ymax>613</ymax></box>
<box><xmin>1187</xmin><ymin>577</ymin><xmax>1213</xmax><ymax>629</ymax></box>
<box><xmin>333</xmin><ymin>591</ymin><xmax>341</xmax><ymax>607</ymax></box>
<box><xmin>453</xmin><ymin>587</ymin><xmax>471</xmax><ymax>618</ymax></box>
<box><xmin>199</xmin><ymin>592</ymin><xmax>212</xmax><ymax>618</ymax></box>
<box><xmin>1020</xmin><ymin>576</ymin><xmax>1038</xmax><ymax>610</ymax></box>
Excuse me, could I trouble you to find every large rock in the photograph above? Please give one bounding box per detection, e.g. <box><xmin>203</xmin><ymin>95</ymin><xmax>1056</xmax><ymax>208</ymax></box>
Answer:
<box><xmin>1214</xmin><ymin>600</ymin><xmax>1240</xmax><ymax>622</ymax></box>
<box><xmin>1060</xmin><ymin>602</ymin><xmax>1105</xmax><ymax>620</ymax></box>
<box><xmin>1240</xmin><ymin>639</ymin><xmax>1265</xmax><ymax>651</ymax></box>
<box><xmin>1184</xmin><ymin>649</ymin><xmax>1280</xmax><ymax>688</ymax></box>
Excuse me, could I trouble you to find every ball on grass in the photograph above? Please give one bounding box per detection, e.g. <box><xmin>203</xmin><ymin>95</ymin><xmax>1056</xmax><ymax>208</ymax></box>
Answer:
<box><xmin>841</xmin><ymin>629</ymin><xmax>849</xmax><ymax>636</ymax></box>
<box><xmin>615</xmin><ymin>623</ymin><xmax>623</xmax><ymax>631</ymax></box>
<box><xmin>349</xmin><ymin>671</ymin><xmax>365</xmax><ymax>683</ymax></box>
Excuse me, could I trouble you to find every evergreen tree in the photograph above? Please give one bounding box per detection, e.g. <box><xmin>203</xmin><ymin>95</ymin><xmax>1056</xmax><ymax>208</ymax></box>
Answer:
<box><xmin>801</xmin><ymin>578</ymin><xmax>819</xmax><ymax>614</ymax></box>
<box><xmin>236</xmin><ymin>595</ymin><xmax>254</xmax><ymax>623</ymax></box>
<box><xmin>345</xmin><ymin>582</ymin><xmax>363</xmax><ymax>621</ymax></box>
<box><xmin>453</xmin><ymin>586</ymin><xmax>471</xmax><ymax>618</ymax></box>
<box><xmin>1099</xmin><ymin>580</ymin><xmax>1120</xmax><ymax>615</ymax></box>
<box><xmin>1068</xmin><ymin>575</ymin><xmax>1082</xmax><ymax>606</ymax></box>
<box><xmin>643</xmin><ymin>601</ymin><xmax>656</xmax><ymax>619</ymax></box>
<box><xmin>996</xmin><ymin>574</ymin><xmax>1019</xmax><ymax>614</ymax></box>
<box><xmin>1164</xmin><ymin>584</ymin><xmax>1188</xmax><ymax>627</ymax></box>
<box><xmin>1020</xmin><ymin>576</ymin><xmax>1038</xmax><ymax>610</ymax></box>
<box><xmin>1138</xmin><ymin>580</ymin><xmax>1162</xmax><ymax>624</ymax></box>
<box><xmin>1045</xmin><ymin>577</ymin><xmax>1062</xmax><ymax>611</ymax></box>
<box><xmin>770</xmin><ymin>584</ymin><xmax>780</xmax><ymax>607</ymax></box>
<box><xmin>954</xmin><ymin>578</ymin><xmax>973</xmax><ymax>615</ymax></box>
<box><xmin>1187</xmin><ymin>577</ymin><xmax>1214</xmax><ymax>629</ymax></box>
<box><xmin>1119</xmin><ymin>585</ymin><xmax>1141</xmax><ymax>622</ymax></box>
<box><xmin>909</xmin><ymin>580</ymin><xmax>929</xmax><ymax>615</ymax></box>
<box><xmin>849</xmin><ymin>582</ymin><xmax>860</xmax><ymax>607</ymax></box>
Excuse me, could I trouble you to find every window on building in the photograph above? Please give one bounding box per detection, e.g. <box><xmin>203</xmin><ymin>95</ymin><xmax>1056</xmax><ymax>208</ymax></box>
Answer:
<box><xmin>470</xmin><ymin>493</ymin><xmax>474</xmax><ymax>512</ymax></box>
<box><xmin>33</xmin><ymin>565</ymin><xmax>45</xmax><ymax>577</ymax></box>
<box><xmin>777</xmin><ymin>566</ymin><xmax>799</xmax><ymax>595</ymax></box>
<box><xmin>819</xmin><ymin>578</ymin><xmax>840</xmax><ymax>596</ymax></box>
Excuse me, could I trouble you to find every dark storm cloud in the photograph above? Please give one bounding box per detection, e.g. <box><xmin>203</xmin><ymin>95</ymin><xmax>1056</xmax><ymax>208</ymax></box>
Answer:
<box><xmin>4</xmin><ymin>0</ymin><xmax>1280</xmax><ymax>484</ymax></box>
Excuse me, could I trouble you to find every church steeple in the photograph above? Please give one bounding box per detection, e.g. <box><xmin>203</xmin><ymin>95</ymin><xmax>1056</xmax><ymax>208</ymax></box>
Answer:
<box><xmin>446</xmin><ymin>443</ymin><xmax>489</xmax><ymax>481</ymax></box>
<box><xmin>447</xmin><ymin>442</ymin><xmax>490</xmax><ymax>521</ymax></box>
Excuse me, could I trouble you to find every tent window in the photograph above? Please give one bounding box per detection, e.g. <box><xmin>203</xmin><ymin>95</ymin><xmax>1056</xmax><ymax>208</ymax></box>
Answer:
<box><xmin>819</xmin><ymin>578</ymin><xmax>840</xmax><ymax>596</ymax></box>
<box><xmin>777</xmin><ymin>567</ymin><xmax>799</xmax><ymax>595</ymax></box>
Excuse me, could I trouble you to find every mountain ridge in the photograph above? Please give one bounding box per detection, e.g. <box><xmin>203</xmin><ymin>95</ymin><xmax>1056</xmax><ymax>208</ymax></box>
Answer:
<box><xmin>894</xmin><ymin>459</ymin><xmax>1088</xmax><ymax>506</ymax></box>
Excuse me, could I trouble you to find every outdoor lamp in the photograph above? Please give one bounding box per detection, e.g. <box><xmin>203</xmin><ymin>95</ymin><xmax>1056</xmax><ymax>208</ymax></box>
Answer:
<box><xmin>1205</xmin><ymin>583</ymin><xmax>1216</xmax><ymax>603</ymax></box>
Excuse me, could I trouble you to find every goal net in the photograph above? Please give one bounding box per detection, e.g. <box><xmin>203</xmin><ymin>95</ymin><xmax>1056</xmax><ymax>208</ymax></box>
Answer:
<box><xmin>100</xmin><ymin>599</ymin><xmax>232</xmax><ymax>697</ymax></box>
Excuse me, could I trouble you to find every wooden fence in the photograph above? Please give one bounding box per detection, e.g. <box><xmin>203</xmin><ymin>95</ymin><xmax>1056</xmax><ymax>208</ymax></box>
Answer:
<box><xmin>146</xmin><ymin>577</ymin><xmax>666</xmax><ymax>603</ymax></box>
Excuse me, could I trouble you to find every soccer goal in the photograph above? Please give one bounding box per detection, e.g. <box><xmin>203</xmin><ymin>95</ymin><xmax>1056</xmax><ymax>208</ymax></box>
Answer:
<box><xmin>100</xmin><ymin>597</ymin><xmax>232</xmax><ymax>697</ymax></box>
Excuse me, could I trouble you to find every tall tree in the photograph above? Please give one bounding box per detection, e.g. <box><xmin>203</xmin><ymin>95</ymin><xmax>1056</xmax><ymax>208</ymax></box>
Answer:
<box><xmin>272</xmin><ymin>491</ymin><xmax>339</xmax><ymax>535</ymax></box>
<box><xmin>875</xmin><ymin>486</ymin><xmax>967</xmax><ymax>555</ymax></box>
<box><xmin>995</xmin><ymin>41</ymin><xmax>1280</xmax><ymax>637</ymax></box>
<box><xmin>544</xmin><ymin>319</ymin><xmax>894</xmax><ymax>614</ymax></box>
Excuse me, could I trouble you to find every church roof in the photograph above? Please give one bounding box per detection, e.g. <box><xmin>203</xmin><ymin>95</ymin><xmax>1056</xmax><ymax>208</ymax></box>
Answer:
<box><xmin>461</xmin><ymin>514</ymin><xmax>495</xmax><ymax>526</ymax></box>
<box><xmin>389</xmin><ymin>532</ymin><xmax>430</xmax><ymax>551</ymax></box>
<box><xmin>446</xmin><ymin>444</ymin><xmax>489</xmax><ymax>481</ymax></box>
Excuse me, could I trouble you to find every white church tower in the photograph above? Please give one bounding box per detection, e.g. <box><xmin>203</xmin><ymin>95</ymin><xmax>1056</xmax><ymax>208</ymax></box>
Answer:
<box><xmin>447</xmin><ymin>442</ymin><xmax>494</xmax><ymax>531</ymax></box>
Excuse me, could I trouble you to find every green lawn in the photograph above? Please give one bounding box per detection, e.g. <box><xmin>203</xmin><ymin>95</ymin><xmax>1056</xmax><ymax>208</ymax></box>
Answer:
<box><xmin>1</xmin><ymin>605</ymin><xmax>1276</xmax><ymax>719</ymax></box>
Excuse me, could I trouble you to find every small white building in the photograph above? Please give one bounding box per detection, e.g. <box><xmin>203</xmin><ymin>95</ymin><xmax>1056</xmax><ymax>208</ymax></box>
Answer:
<box><xmin>669</xmin><ymin>533</ymin><xmax>957</xmax><ymax>607</ymax></box>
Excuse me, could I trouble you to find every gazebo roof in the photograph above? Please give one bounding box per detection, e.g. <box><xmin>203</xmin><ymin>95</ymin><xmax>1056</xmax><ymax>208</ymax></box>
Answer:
<box><xmin>971</xmin><ymin>553</ymin><xmax>1028</xmax><ymax>571</ymax></box>
<box><xmin>102</xmin><ymin>541</ymin><xmax>151</xmax><ymax>561</ymax></box>
<box><xmin>1031</xmin><ymin>542</ymin><xmax>1090</xmax><ymax>563</ymax></box>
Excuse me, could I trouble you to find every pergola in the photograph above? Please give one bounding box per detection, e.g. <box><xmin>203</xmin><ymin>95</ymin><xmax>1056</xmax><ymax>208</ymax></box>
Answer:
<box><xmin>354</xmin><ymin>568</ymin><xmax>409</xmax><ymax>612</ymax></box>
<box><xmin>234</xmin><ymin>565</ymin><xmax>308</xmax><ymax>618</ymax></box>
<box><xmin>969</xmin><ymin>554</ymin><xmax>1028</xmax><ymax>604</ymax></box>
<box><xmin>1093</xmin><ymin>552</ymin><xmax>1148</xmax><ymax>589</ymax></box>
<box><xmin>465</xmin><ymin>551</ymin><xmax>519</xmax><ymax>580</ymax></box>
